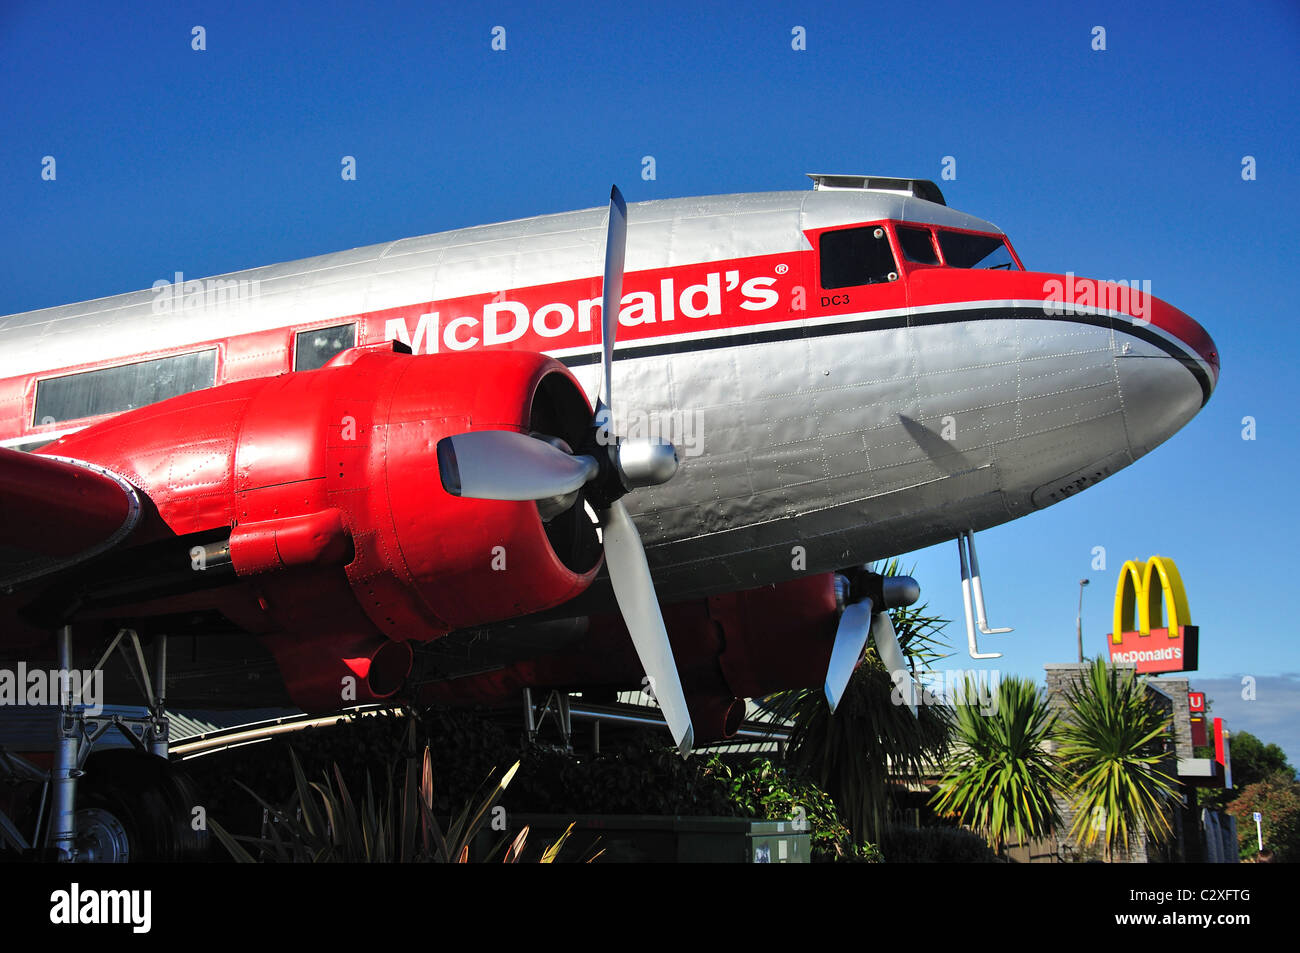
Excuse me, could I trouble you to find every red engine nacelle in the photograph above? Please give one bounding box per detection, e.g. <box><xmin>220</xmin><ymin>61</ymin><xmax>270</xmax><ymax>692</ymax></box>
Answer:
<box><xmin>422</xmin><ymin>573</ymin><xmax>843</xmax><ymax>742</ymax></box>
<box><xmin>35</xmin><ymin>346</ymin><xmax>602</xmax><ymax>710</ymax></box>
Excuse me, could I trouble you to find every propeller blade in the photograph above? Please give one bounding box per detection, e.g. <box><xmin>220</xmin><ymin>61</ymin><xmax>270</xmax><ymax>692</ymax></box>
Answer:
<box><xmin>599</xmin><ymin>499</ymin><xmax>694</xmax><ymax>757</ymax></box>
<box><xmin>437</xmin><ymin>431</ymin><xmax>598</xmax><ymax>501</ymax></box>
<box><xmin>871</xmin><ymin>610</ymin><xmax>918</xmax><ymax>717</ymax></box>
<box><xmin>594</xmin><ymin>185</ymin><xmax>627</xmax><ymax>435</ymax></box>
<box><xmin>824</xmin><ymin>597</ymin><xmax>873</xmax><ymax>713</ymax></box>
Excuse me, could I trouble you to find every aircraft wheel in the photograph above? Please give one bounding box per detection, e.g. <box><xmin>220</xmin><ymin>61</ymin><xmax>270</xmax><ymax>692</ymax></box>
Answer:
<box><xmin>75</xmin><ymin>749</ymin><xmax>211</xmax><ymax>862</ymax></box>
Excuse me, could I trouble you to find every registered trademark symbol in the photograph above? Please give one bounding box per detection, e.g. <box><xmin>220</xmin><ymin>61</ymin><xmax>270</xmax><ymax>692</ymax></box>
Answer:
<box><xmin>775</xmin><ymin>263</ymin><xmax>789</xmax><ymax>275</ymax></box>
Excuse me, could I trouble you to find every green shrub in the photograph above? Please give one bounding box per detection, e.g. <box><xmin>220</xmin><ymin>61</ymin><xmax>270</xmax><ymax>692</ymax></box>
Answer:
<box><xmin>192</xmin><ymin>708</ymin><xmax>878</xmax><ymax>861</ymax></box>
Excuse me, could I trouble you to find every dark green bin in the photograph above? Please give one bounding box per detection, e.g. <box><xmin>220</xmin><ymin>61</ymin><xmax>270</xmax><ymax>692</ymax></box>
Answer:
<box><xmin>505</xmin><ymin>813</ymin><xmax>810</xmax><ymax>863</ymax></box>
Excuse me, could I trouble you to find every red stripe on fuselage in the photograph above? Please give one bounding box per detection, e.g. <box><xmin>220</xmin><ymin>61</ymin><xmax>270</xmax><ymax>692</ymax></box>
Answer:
<box><xmin>0</xmin><ymin>242</ymin><xmax>1219</xmax><ymax>444</ymax></box>
<box><xmin>359</xmin><ymin>254</ymin><xmax>1216</xmax><ymax>382</ymax></box>
<box><xmin>906</xmin><ymin>268</ymin><xmax>1219</xmax><ymax>380</ymax></box>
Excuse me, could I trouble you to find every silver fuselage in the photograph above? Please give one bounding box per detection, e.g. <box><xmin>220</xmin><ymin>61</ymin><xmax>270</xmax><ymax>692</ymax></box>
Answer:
<box><xmin>0</xmin><ymin>188</ymin><xmax>1216</xmax><ymax>601</ymax></box>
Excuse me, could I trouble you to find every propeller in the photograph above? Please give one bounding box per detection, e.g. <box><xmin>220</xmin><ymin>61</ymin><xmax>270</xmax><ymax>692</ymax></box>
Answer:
<box><xmin>437</xmin><ymin>186</ymin><xmax>693</xmax><ymax>756</ymax></box>
<box><xmin>594</xmin><ymin>184</ymin><xmax>627</xmax><ymax>440</ymax></box>
<box><xmin>824</xmin><ymin>571</ymin><xmax>921</xmax><ymax>717</ymax></box>
<box><xmin>437</xmin><ymin>430</ymin><xmax>598</xmax><ymax>501</ymax></box>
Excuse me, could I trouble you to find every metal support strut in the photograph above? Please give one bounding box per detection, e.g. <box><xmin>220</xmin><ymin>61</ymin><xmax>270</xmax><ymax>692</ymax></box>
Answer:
<box><xmin>120</xmin><ymin>629</ymin><xmax>170</xmax><ymax>756</ymax></box>
<box><xmin>150</xmin><ymin>633</ymin><xmax>169</xmax><ymax>758</ymax></box>
<box><xmin>958</xmin><ymin>530</ymin><xmax>1012</xmax><ymax>660</ymax></box>
<box><xmin>521</xmin><ymin>688</ymin><xmax>572</xmax><ymax>750</ymax></box>
<box><xmin>50</xmin><ymin>624</ymin><xmax>80</xmax><ymax>861</ymax></box>
<box><xmin>42</xmin><ymin>627</ymin><xmax>173</xmax><ymax>861</ymax></box>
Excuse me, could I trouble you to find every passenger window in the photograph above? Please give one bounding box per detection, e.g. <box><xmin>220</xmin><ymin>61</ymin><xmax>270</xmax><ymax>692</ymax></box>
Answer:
<box><xmin>820</xmin><ymin>226</ymin><xmax>898</xmax><ymax>289</ymax></box>
<box><xmin>896</xmin><ymin>226</ymin><xmax>939</xmax><ymax>265</ymax></box>
<box><xmin>34</xmin><ymin>350</ymin><xmax>218</xmax><ymax>425</ymax></box>
<box><xmin>295</xmin><ymin>323</ymin><xmax>357</xmax><ymax>371</ymax></box>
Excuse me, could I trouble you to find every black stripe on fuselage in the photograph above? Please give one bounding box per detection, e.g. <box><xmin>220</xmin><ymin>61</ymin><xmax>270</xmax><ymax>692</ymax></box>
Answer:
<box><xmin>555</xmin><ymin>306</ymin><xmax>1213</xmax><ymax>407</ymax></box>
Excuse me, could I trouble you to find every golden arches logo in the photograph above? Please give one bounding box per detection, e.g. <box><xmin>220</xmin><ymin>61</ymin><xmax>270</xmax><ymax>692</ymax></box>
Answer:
<box><xmin>1106</xmin><ymin>555</ymin><xmax>1198</xmax><ymax>673</ymax></box>
<box><xmin>1111</xmin><ymin>556</ymin><xmax>1191</xmax><ymax>643</ymax></box>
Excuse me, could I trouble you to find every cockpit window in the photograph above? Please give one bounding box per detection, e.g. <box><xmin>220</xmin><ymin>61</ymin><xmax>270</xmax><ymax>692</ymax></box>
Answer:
<box><xmin>896</xmin><ymin>226</ymin><xmax>940</xmax><ymax>265</ymax></box>
<box><xmin>820</xmin><ymin>226</ymin><xmax>898</xmax><ymax>289</ymax></box>
<box><xmin>936</xmin><ymin>230</ymin><xmax>1018</xmax><ymax>270</ymax></box>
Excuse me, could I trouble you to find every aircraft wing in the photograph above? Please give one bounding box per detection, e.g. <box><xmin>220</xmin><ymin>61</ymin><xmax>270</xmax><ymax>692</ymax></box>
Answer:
<box><xmin>0</xmin><ymin>448</ymin><xmax>142</xmax><ymax>589</ymax></box>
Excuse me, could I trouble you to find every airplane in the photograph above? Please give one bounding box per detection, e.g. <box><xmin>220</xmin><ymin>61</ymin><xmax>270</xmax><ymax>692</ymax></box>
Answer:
<box><xmin>0</xmin><ymin>174</ymin><xmax>1218</xmax><ymax>860</ymax></box>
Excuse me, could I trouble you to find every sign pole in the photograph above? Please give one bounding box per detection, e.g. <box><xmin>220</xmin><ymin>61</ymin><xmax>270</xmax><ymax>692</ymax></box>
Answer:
<box><xmin>1254</xmin><ymin>812</ymin><xmax>1263</xmax><ymax>852</ymax></box>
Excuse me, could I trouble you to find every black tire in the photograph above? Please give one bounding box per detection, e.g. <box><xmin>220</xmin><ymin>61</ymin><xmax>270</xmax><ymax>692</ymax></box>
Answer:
<box><xmin>75</xmin><ymin>749</ymin><xmax>211</xmax><ymax>862</ymax></box>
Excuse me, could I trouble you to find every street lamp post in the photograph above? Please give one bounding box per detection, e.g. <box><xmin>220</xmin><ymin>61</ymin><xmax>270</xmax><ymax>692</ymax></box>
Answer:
<box><xmin>1076</xmin><ymin>578</ymin><xmax>1090</xmax><ymax>663</ymax></box>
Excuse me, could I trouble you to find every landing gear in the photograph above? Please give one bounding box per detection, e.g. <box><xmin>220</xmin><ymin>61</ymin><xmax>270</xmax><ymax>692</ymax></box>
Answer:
<box><xmin>3</xmin><ymin>625</ymin><xmax>212</xmax><ymax>862</ymax></box>
<box><xmin>74</xmin><ymin>750</ymin><xmax>209</xmax><ymax>862</ymax></box>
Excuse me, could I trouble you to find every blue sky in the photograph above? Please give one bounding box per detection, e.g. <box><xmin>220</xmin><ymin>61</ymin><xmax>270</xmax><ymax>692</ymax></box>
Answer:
<box><xmin>3</xmin><ymin>2</ymin><xmax>1298</xmax><ymax>767</ymax></box>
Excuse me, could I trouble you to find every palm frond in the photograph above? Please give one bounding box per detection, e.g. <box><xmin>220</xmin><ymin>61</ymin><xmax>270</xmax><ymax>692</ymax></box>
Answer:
<box><xmin>1057</xmin><ymin>657</ymin><xmax>1181</xmax><ymax>860</ymax></box>
<box><xmin>930</xmin><ymin>675</ymin><xmax>1061</xmax><ymax>854</ymax></box>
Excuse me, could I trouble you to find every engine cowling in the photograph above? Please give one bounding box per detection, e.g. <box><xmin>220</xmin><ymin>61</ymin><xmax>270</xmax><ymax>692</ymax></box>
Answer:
<box><xmin>421</xmin><ymin>573</ymin><xmax>843</xmax><ymax>742</ymax></box>
<box><xmin>35</xmin><ymin>346</ymin><xmax>603</xmax><ymax>710</ymax></box>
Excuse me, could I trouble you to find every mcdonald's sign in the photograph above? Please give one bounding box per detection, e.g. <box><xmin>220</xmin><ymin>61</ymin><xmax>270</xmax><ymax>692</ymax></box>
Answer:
<box><xmin>1106</xmin><ymin>556</ymin><xmax>1199</xmax><ymax>673</ymax></box>
<box><xmin>1190</xmin><ymin>692</ymin><xmax>1208</xmax><ymax>747</ymax></box>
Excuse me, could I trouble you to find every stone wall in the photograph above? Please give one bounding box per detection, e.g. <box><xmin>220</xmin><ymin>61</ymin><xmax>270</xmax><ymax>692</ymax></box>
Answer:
<box><xmin>1043</xmin><ymin>662</ymin><xmax>1188</xmax><ymax>863</ymax></box>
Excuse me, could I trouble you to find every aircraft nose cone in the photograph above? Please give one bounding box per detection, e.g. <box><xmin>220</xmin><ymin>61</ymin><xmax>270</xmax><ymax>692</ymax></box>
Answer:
<box><xmin>1114</xmin><ymin>290</ymin><xmax>1219</xmax><ymax>459</ymax></box>
<box><xmin>1149</xmin><ymin>293</ymin><xmax>1219</xmax><ymax>390</ymax></box>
